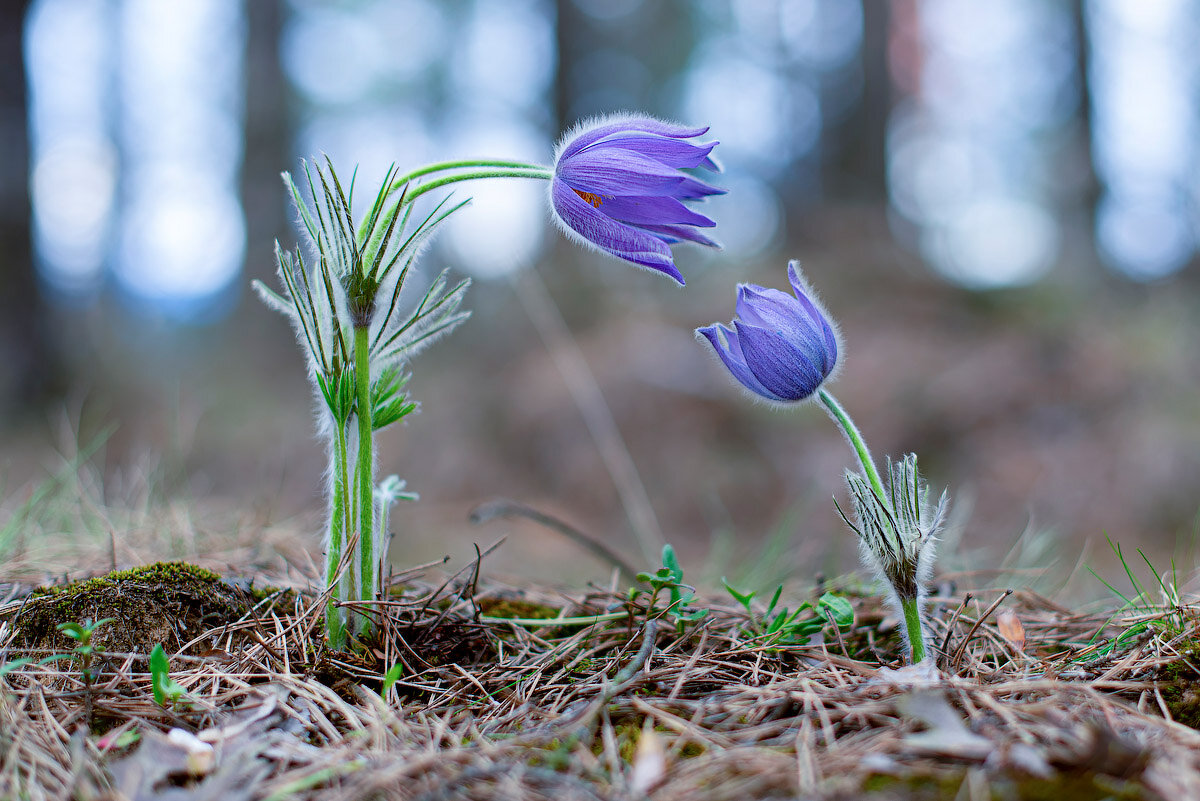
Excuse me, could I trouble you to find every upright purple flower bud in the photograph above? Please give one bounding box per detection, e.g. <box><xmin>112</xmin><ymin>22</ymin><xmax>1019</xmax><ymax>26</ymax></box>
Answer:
<box><xmin>550</xmin><ymin>114</ymin><xmax>724</xmax><ymax>284</ymax></box>
<box><xmin>697</xmin><ymin>261</ymin><xmax>840</xmax><ymax>402</ymax></box>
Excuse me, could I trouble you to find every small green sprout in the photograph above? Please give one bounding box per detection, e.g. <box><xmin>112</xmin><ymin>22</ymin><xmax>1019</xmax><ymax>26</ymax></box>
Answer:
<box><xmin>55</xmin><ymin>617</ymin><xmax>115</xmax><ymax>683</ymax></box>
<box><xmin>149</xmin><ymin>644</ymin><xmax>189</xmax><ymax>707</ymax></box>
<box><xmin>723</xmin><ymin>580</ymin><xmax>854</xmax><ymax>645</ymax></box>
<box><xmin>381</xmin><ymin>663</ymin><xmax>404</xmax><ymax>697</ymax></box>
<box><xmin>47</xmin><ymin>617</ymin><xmax>116</xmax><ymax>728</ymax></box>
<box><xmin>2</xmin><ymin>618</ymin><xmax>124</xmax><ymax>683</ymax></box>
<box><xmin>632</xmin><ymin>544</ymin><xmax>709</xmax><ymax>634</ymax></box>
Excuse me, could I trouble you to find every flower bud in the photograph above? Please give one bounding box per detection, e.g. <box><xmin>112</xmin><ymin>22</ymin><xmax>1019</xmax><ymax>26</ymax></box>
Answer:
<box><xmin>697</xmin><ymin>261</ymin><xmax>840</xmax><ymax>402</ymax></box>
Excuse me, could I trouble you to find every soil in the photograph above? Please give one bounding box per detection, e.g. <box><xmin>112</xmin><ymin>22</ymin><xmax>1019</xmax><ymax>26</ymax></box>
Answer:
<box><xmin>7</xmin><ymin>562</ymin><xmax>258</xmax><ymax>654</ymax></box>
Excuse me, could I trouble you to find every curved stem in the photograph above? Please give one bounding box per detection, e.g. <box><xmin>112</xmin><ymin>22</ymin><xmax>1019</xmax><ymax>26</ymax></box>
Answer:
<box><xmin>402</xmin><ymin>168</ymin><xmax>553</xmax><ymax>205</ymax></box>
<box><xmin>817</xmin><ymin>389</ymin><xmax>886</xmax><ymax>503</ymax></box>
<box><xmin>479</xmin><ymin>611</ymin><xmax>629</xmax><ymax>628</ymax></box>
<box><xmin>354</xmin><ymin>325</ymin><xmax>375</xmax><ymax>634</ymax></box>
<box><xmin>390</xmin><ymin>159</ymin><xmax>550</xmax><ymax>192</ymax></box>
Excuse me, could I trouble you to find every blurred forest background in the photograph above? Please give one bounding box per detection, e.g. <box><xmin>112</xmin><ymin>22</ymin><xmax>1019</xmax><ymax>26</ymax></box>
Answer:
<box><xmin>1</xmin><ymin>0</ymin><xmax>1198</xmax><ymax>593</ymax></box>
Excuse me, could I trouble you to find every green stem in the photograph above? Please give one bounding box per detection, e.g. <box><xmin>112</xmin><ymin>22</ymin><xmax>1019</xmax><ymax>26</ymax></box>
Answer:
<box><xmin>402</xmin><ymin>168</ymin><xmax>553</xmax><ymax>205</ymax></box>
<box><xmin>354</xmin><ymin>325</ymin><xmax>375</xmax><ymax>633</ymax></box>
<box><xmin>817</xmin><ymin>389</ymin><xmax>886</xmax><ymax>503</ymax></box>
<box><xmin>390</xmin><ymin>159</ymin><xmax>549</xmax><ymax>192</ymax></box>
<box><xmin>325</xmin><ymin>424</ymin><xmax>350</xmax><ymax>649</ymax></box>
<box><xmin>901</xmin><ymin>596</ymin><xmax>927</xmax><ymax>662</ymax></box>
<box><xmin>479</xmin><ymin>611</ymin><xmax>629</xmax><ymax>628</ymax></box>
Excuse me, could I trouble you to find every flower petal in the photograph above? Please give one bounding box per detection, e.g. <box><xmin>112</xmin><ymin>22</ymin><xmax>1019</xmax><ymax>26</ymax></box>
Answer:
<box><xmin>673</xmin><ymin>174</ymin><xmax>726</xmax><ymax>199</ymax></box>
<box><xmin>636</xmin><ymin>223</ymin><xmax>720</xmax><ymax>248</ymax></box>
<box><xmin>697</xmin><ymin>324</ymin><xmax>785</xmax><ymax>401</ymax></box>
<box><xmin>733</xmin><ymin>321</ymin><xmax>826</xmax><ymax>401</ymax></box>
<box><xmin>584</xmin><ymin>133</ymin><xmax>717</xmax><ymax>170</ymax></box>
<box><xmin>551</xmin><ymin>179</ymin><xmax>684</xmax><ymax>283</ymax></box>
<box><xmin>559</xmin><ymin>117</ymin><xmax>710</xmax><ymax>162</ymax></box>
<box><xmin>735</xmin><ymin>285</ymin><xmax>818</xmax><ymax>334</ymax></box>
<box><xmin>599</xmin><ymin>196</ymin><xmax>715</xmax><ymax>228</ymax></box>
<box><xmin>558</xmin><ymin>148</ymin><xmax>692</xmax><ymax>196</ymax></box>
<box><xmin>787</xmin><ymin>261</ymin><xmax>839</xmax><ymax>363</ymax></box>
<box><xmin>736</xmin><ymin>283</ymin><xmax>836</xmax><ymax>377</ymax></box>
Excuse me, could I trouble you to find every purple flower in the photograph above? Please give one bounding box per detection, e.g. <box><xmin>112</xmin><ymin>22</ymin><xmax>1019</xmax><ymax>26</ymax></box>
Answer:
<box><xmin>550</xmin><ymin>115</ymin><xmax>724</xmax><ymax>284</ymax></box>
<box><xmin>698</xmin><ymin>261</ymin><xmax>840</xmax><ymax>402</ymax></box>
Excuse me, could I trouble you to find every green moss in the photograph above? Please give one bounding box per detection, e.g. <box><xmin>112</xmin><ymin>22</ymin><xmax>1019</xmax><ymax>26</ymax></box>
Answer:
<box><xmin>6</xmin><ymin>561</ymin><xmax>253</xmax><ymax>654</ymax></box>
<box><xmin>247</xmin><ymin>584</ymin><xmax>300</xmax><ymax>613</ymax></box>
<box><xmin>248</xmin><ymin>583</ymin><xmax>284</xmax><ymax>602</ymax></box>
<box><xmin>523</xmin><ymin>738</ymin><xmax>573</xmax><ymax>771</ymax></box>
<box><xmin>587</xmin><ymin>719</ymin><xmax>705</xmax><ymax>763</ymax></box>
<box><xmin>1156</xmin><ymin>650</ymin><xmax>1200</xmax><ymax>729</ymax></box>
<box><xmin>860</xmin><ymin>770</ymin><xmax>1152</xmax><ymax>800</ymax></box>
<box><xmin>478</xmin><ymin>598</ymin><xmax>560</xmax><ymax>620</ymax></box>
<box><xmin>860</xmin><ymin>773</ymin><xmax>959</xmax><ymax>798</ymax></box>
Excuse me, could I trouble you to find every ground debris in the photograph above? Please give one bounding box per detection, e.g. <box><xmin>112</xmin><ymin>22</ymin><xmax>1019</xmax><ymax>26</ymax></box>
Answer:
<box><xmin>2</xmin><ymin>562</ymin><xmax>1200</xmax><ymax>800</ymax></box>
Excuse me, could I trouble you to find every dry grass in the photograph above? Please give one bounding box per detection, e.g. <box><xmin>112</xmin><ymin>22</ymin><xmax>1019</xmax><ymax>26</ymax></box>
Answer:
<box><xmin>3</xmin><ymin>541</ymin><xmax>1200</xmax><ymax>801</ymax></box>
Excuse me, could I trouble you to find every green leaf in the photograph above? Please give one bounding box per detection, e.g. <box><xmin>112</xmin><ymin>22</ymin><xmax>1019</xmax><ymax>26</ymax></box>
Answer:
<box><xmin>0</xmin><ymin>658</ymin><xmax>33</xmax><ymax>678</ymax></box>
<box><xmin>662</xmin><ymin>544</ymin><xmax>684</xmax><ymax>584</ymax></box>
<box><xmin>818</xmin><ymin>593</ymin><xmax>855</xmax><ymax>629</ymax></box>
<box><xmin>149</xmin><ymin>643</ymin><xmax>187</xmax><ymax>707</ymax></box>
<box><xmin>372</xmin><ymin>397</ymin><xmax>417</xmax><ymax>430</ymax></box>
<box><xmin>37</xmin><ymin>654</ymin><xmax>75</xmax><ymax>666</ymax></box>
<box><xmin>781</xmin><ymin>617</ymin><xmax>826</xmax><ymax>642</ymax></box>
<box><xmin>721</xmin><ymin>578</ymin><xmax>756</xmax><ymax>613</ymax></box>
<box><xmin>315</xmin><ymin>372</ymin><xmax>334</xmax><ymax>410</ymax></box>
<box><xmin>370</xmin><ymin>367</ymin><xmax>416</xmax><ymax>430</ymax></box>
<box><xmin>150</xmin><ymin>644</ymin><xmax>169</xmax><ymax>706</ymax></box>
<box><xmin>381</xmin><ymin>663</ymin><xmax>404</xmax><ymax>696</ymax></box>
<box><xmin>57</xmin><ymin>617</ymin><xmax>115</xmax><ymax>646</ymax></box>
<box><xmin>317</xmin><ymin>371</ymin><xmax>356</xmax><ymax>423</ymax></box>
<box><xmin>57</xmin><ymin>622</ymin><xmax>86</xmax><ymax>642</ymax></box>
<box><xmin>374</xmin><ymin>475</ymin><xmax>417</xmax><ymax>506</ymax></box>
<box><xmin>764</xmin><ymin>585</ymin><xmax>784</xmax><ymax>618</ymax></box>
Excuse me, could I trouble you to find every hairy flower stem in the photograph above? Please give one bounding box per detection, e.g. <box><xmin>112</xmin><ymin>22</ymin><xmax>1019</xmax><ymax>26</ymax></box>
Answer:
<box><xmin>818</xmin><ymin>388</ymin><xmax>929</xmax><ymax>661</ymax></box>
<box><xmin>325</xmin><ymin>425</ymin><xmax>350</xmax><ymax>649</ymax></box>
<box><xmin>817</xmin><ymin>389</ymin><xmax>885</xmax><ymax>502</ymax></box>
<box><xmin>354</xmin><ymin>325</ymin><xmax>375</xmax><ymax>635</ymax></box>
<box><xmin>401</xmin><ymin>168</ymin><xmax>552</xmax><ymax>205</ymax></box>
<box><xmin>389</xmin><ymin>159</ymin><xmax>549</xmax><ymax>190</ymax></box>
<box><xmin>901</xmin><ymin>597</ymin><xmax>926</xmax><ymax>662</ymax></box>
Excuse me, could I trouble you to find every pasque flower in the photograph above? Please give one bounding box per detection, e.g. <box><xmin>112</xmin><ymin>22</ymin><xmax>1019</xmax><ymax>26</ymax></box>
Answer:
<box><xmin>700</xmin><ymin>260</ymin><xmax>947</xmax><ymax>665</ymax></box>
<box><xmin>697</xmin><ymin>261</ymin><xmax>839</xmax><ymax>402</ymax></box>
<box><xmin>550</xmin><ymin>115</ymin><xmax>724</xmax><ymax>284</ymax></box>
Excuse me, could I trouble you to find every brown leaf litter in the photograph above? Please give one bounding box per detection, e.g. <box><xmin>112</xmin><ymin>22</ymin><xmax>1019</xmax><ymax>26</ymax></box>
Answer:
<box><xmin>2</xmin><ymin>558</ymin><xmax>1200</xmax><ymax>800</ymax></box>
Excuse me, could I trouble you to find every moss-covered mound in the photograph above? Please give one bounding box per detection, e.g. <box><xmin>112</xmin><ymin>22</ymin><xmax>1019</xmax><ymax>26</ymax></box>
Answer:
<box><xmin>7</xmin><ymin>561</ymin><xmax>254</xmax><ymax>654</ymax></box>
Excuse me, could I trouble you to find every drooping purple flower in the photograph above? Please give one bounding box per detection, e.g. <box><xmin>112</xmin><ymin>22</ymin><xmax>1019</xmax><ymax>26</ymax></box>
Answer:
<box><xmin>698</xmin><ymin>261</ymin><xmax>840</xmax><ymax>402</ymax></box>
<box><xmin>550</xmin><ymin>114</ymin><xmax>724</xmax><ymax>284</ymax></box>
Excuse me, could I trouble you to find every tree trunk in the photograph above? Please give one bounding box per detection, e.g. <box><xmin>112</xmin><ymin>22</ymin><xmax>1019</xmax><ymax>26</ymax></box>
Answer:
<box><xmin>0</xmin><ymin>0</ymin><xmax>60</xmax><ymax>421</ymax></box>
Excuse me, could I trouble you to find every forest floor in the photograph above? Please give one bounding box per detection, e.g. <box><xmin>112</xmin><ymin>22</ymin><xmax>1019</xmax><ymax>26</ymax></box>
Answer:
<box><xmin>3</xmin><ymin>535</ymin><xmax>1200</xmax><ymax>801</ymax></box>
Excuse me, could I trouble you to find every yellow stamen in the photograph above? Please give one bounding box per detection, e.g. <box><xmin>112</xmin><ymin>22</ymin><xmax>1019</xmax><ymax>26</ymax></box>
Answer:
<box><xmin>573</xmin><ymin>189</ymin><xmax>605</xmax><ymax>208</ymax></box>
